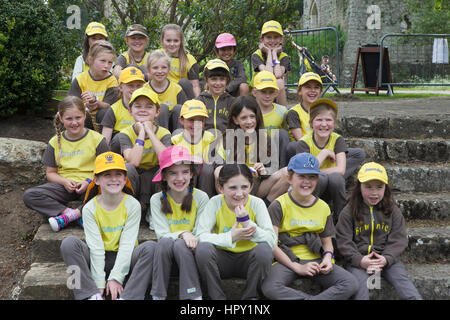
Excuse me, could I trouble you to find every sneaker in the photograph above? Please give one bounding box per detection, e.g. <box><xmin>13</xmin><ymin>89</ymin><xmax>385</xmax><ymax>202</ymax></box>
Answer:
<box><xmin>48</xmin><ymin>215</ymin><xmax>68</xmax><ymax>232</ymax></box>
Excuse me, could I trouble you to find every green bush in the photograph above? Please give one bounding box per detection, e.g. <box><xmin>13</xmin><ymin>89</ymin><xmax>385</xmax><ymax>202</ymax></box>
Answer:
<box><xmin>0</xmin><ymin>0</ymin><xmax>64</xmax><ymax>117</ymax></box>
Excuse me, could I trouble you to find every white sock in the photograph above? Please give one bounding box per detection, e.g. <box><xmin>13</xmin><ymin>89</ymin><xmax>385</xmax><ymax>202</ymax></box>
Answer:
<box><xmin>152</xmin><ymin>296</ymin><xmax>166</xmax><ymax>300</ymax></box>
<box><xmin>193</xmin><ymin>296</ymin><xmax>202</xmax><ymax>300</ymax></box>
<box><xmin>88</xmin><ymin>293</ymin><xmax>103</xmax><ymax>300</ymax></box>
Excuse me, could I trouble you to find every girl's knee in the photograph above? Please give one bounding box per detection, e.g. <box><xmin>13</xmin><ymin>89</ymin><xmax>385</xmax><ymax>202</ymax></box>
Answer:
<box><xmin>194</xmin><ymin>242</ymin><xmax>215</xmax><ymax>263</ymax></box>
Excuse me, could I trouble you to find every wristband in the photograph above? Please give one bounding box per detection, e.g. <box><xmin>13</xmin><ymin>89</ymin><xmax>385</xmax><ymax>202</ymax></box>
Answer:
<box><xmin>322</xmin><ymin>250</ymin><xmax>334</xmax><ymax>259</ymax></box>
<box><xmin>135</xmin><ymin>139</ymin><xmax>145</xmax><ymax>146</ymax></box>
<box><xmin>272</xmin><ymin>59</ymin><xmax>280</xmax><ymax>66</ymax></box>
<box><xmin>236</xmin><ymin>215</ymin><xmax>250</xmax><ymax>223</ymax></box>
<box><xmin>85</xmin><ymin>178</ymin><xmax>92</xmax><ymax>184</ymax></box>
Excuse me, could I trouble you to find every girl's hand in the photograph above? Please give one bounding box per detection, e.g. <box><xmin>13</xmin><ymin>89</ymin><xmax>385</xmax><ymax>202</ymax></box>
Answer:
<box><xmin>319</xmin><ymin>255</ymin><xmax>333</xmax><ymax>274</ymax></box>
<box><xmin>181</xmin><ymin>232</ymin><xmax>198</xmax><ymax>250</ymax></box>
<box><xmin>259</xmin><ymin>43</ymin><xmax>268</xmax><ymax>54</ymax></box>
<box><xmin>318</xmin><ymin>149</ymin><xmax>336</xmax><ymax>163</ymax></box>
<box><xmin>75</xmin><ymin>180</ymin><xmax>89</xmax><ymax>194</ymax></box>
<box><xmin>134</xmin><ymin>122</ymin><xmax>145</xmax><ymax>135</ymax></box>
<box><xmin>359</xmin><ymin>252</ymin><xmax>375</xmax><ymax>270</ymax></box>
<box><xmin>253</xmin><ymin>163</ymin><xmax>267</xmax><ymax>177</ymax></box>
<box><xmin>230</xmin><ymin>222</ymin><xmax>255</xmax><ymax>242</ymax></box>
<box><xmin>106</xmin><ymin>279</ymin><xmax>123</xmax><ymax>300</ymax></box>
<box><xmin>235</xmin><ymin>205</ymin><xmax>250</xmax><ymax>227</ymax></box>
<box><xmin>273</xmin><ymin>45</ymin><xmax>282</xmax><ymax>57</ymax></box>
<box><xmin>143</xmin><ymin>121</ymin><xmax>155</xmax><ymax>136</ymax></box>
<box><xmin>63</xmin><ymin>179</ymin><xmax>77</xmax><ymax>193</ymax></box>
<box><xmin>293</xmin><ymin>261</ymin><xmax>320</xmax><ymax>277</ymax></box>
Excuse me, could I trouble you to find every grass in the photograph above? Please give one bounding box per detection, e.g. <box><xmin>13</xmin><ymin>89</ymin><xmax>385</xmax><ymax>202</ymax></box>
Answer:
<box><xmin>324</xmin><ymin>91</ymin><xmax>449</xmax><ymax>100</ymax></box>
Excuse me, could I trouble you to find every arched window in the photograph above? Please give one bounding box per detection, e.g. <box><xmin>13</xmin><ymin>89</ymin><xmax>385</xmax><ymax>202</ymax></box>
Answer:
<box><xmin>310</xmin><ymin>1</ymin><xmax>318</xmax><ymax>28</ymax></box>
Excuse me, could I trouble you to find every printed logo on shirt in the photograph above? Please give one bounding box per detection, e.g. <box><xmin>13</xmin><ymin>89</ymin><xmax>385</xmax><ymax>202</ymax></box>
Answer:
<box><xmin>168</xmin><ymin>218</ymin><xmax>191</xmax><ymax>226</ymax></box>
<box><xmin>101</xmin><ymin>224</ymin><xmax>124</xmax><ymax>233</ymax></box>
<box><xmin>355</xmin><ymin>222</ymin><xmax>391</xmax><ymax>236</ymax></box>
<box><xmin>120</xmin><ymin>120</ymin><xmax>135</xmax><ymax>126</ymax></box>
<box><xmin>290</xmin><ymin>218</ymin><xmax>319</xmax><ymax>227</ymax></box>
<box><xmin>60</xmin><ymin>149</ymin><xmax>84</xmax><ymax>158</ymax></box>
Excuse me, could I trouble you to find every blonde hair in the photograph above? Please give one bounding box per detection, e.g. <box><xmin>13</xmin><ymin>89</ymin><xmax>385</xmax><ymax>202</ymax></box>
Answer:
<box><xmin>146</xmin><ymin>49</ymin><xmax>171</xmax><ymax>73</ymax></box>
<box><xmin>161</xmin><ymin>24</ymin><xmax>189</xmax><ymax>76</ymax></box>
<box><xmin>53</xmin><ymin>96</ymin><xmax>97</xmax><ymax>164</ymax></box>
<box><xmin>309</xmin><ymin>103</ymin><xmax>337</xmax><ymax>125</ymax></box>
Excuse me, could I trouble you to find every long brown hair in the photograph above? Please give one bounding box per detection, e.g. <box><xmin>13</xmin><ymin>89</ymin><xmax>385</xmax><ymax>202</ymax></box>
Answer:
<box><xmin>348</xmin><ymin>179</ymin><xmax>395</xmax><ymax>222</ymax></box>
<box><xmin>161</xmin><ymin>24</ymin><xmax>189</xmax><ymax>76</ymax></box>
<box><xmin>159</xmin><ymin>164</ymin><xmax>196</xmax><ymax>214</ymax></box>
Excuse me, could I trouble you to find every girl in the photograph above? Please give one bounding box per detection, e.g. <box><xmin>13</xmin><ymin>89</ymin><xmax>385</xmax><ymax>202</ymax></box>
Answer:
<box><xmin>196</xmin><ymin>58</ymin><xmax>235</xmax><ymax>136</ymax></box>
<box><xmin>295</xmin><ymin>98</ymin><xmax>348</xmax><ymax>217</ymax></box>
<box><xmin>60</xmin><ymin>152</ymin><xmax>156</xmax><ymax>300</ymax></box>
<box><xmin>113</xmin><ymin>24</ymin><xmax>150</xmax><ymax>80</ymax></box>
<box><xmin>144</xmin><ymin>49</ymin><xmax>187</xmax><ymax>131</ymax></box>
<box><xmin>69</xmin><ymin>40</ymin><xmax>119</xmax><ymax>131</ymax></box>
<box><xmin>194</xmin><ymin>164</ymin><xmax>276</xmax><ymax>300</ymax></box>
<box><xmin>286</xmin><ymin>72</ymin><xmax>322</xmax><ymax>143</ymax></box>
<box><xmin>101</xmin><ymin>65</ymin><xmax>146</xmax><ymax>152</ymax></box>
<box><xmin>160</xmin><ymin>24</ymin><xmax>200</xmax><ymax>99</ymax></box>
<box><xmin>262</xmin><ymin>153</ymin><xmax>358</xmax><ymax>300</ymax></box>
<box><xmin>336</xmin><ymin>162</ymin><xmax>422</xmax><ymax>300</ymax></box>
<box><xmin>23</xmin><ymin>96</ymin><xmax>109</xmax><ymax>232</ymax></box>
<box><xmin>116</xmin><ymin>87</ymin><xmax>172</xmax><ymax>223</ymax></box>
<box><xmin>72</xmin><ymin>22</ymin><xmax>109</xmax><ymax>81</ymax></box>
<box><xmin>150</xmin><ymin>145</ymin><xmax>209</xmax><ymax>300</ymax></box>
<box><xmin>251</xmin><ymin>20</ymin><xmax>291</xmax><ymax>106</ymax></box>
<box><xmin>213</xmin><ymin>33</ymin><xmax>249</xmax><ymax>97</ymax></box>
<box><xmin>172</xmin><ymin>99</ymin><xmax>216</xmax><ymax>197</ymax></box>
<box><xmin>214</xmin><ymin>96</ymin><xmax>287</xmax><ymax>204</ymax></box>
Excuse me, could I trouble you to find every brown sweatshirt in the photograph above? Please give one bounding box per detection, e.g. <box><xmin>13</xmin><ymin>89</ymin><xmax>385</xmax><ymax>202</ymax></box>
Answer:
<box><xmin>196</xmin><ymin>91</ymin><xmax>235</xmax><ymax>134</ymax></box>
<box><xmin>335</xmin><ymin>202</ymin><xmax>407</xmax><ymax>268</ymax></box>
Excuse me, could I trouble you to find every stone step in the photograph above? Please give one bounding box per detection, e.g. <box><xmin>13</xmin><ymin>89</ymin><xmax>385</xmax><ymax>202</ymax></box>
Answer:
<box><xmin>346</xmin><ymin>137</ymin><xmax>450</xmax><ymax>163</ymax></box>
<box><xmin>32</xmin><ymin>223</ymin><xmax>450</xmax><ymax>264</ymax></box>
<box><xmin>395</xmin><ymin>192</ymin><xmax>450</xmax><ymax>221</ymax></box>
<box><xmin>383</xmin><ymin>163</ymin><xmax>450</xmax><ymax>192</ymax></box>
<box><xmin>19</xmin><ymin>261</ymin><xmax>450</xmax><ymax>300</ymax></box>
<box><xmin>336</xmin><ymin>115</ymin><xmax>450</xmax><ymax>139</ymax></box>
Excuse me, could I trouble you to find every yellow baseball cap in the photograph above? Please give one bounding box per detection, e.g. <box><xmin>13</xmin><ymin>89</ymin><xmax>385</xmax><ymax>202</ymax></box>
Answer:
<box><xmin>94</xmin><ymin>152</ymin><xmax>127</xmax><ymax>174</ymax></box>
<box><xmin>119</xmin><ymin>66</ymin><xmax>145</xmax><ymax>84</ymax></box>
<box><xmin>129</xmin><ymin>87</ymin><xmax>159</xmax><ymax>106</ymax></box>
<box><xmin>309</xmin><ymin>98</ymin><xmax>338</xmax><ymax>115</ymax></box>
<box><xmin>85</xmin><ymin>22</ymin><xmax>108</xmax><ymax>38</ymax></box>
<box><xmin>84</xmin><ymin>152</ymin><xmax>134</xmax><ymax>201</ymax></box>
<box><xmin>357</xmin><ymin>162</ymin><xmax>389</xmax><ymax>184</ymax></box>
<box><xmin>180</xmin><ymin>100</ymin><xmax>209</xmax><ymax>119</ymax></box>
<box><xmin>298</xmin><ymin>72</ymin><xmax>323</xmax><ymax>87</ymax></box>
<box><xmin>261</xmin><ymin>20</ymin><xmax>283</xmax><ymax>36</ymax></box>
<box><xmin>253</xmin><ymin>70</ymin><xmax>279</xmax><ymax>91</ymax></box>
<box><xmin>204</xmin><ymin>58</ymin><xmax>230</xmax><ymax>72</ymax></box>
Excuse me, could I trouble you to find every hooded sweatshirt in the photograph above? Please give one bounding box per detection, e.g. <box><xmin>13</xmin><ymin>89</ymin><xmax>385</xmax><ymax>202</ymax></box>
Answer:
<box><xmin>195</xmin><ymin>91</ymin><xmax>235</xmax><ymax>134</ymax></box>
<box><xmin>335</xmin><ymin>202</ymin><xmax>407</xmax><ymax>268</ymax></box>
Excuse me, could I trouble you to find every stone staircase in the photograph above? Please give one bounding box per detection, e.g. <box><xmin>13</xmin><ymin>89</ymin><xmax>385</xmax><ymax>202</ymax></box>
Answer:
<box><xmin>18</xmin><ymin>97</ymin><xmax>450</xmax><ymax>300</ymax></box>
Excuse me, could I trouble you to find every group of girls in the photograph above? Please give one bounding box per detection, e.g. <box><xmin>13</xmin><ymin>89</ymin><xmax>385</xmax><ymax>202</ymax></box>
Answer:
<box><xmin>22</xmin><ymin>20</ymin><xmax>421</xmax><ymax>300</ymax></box>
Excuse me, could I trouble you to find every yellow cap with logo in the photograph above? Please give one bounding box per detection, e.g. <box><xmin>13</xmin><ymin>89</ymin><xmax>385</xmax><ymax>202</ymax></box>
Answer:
<box><xmin>85</xmin><ymin>22</ymin><xmax>108</xmax><ymax>38</ymax></box>
<box><xmin>261</xmin><ymin>20</ymin><xmax>283</xmax><ymax>36</ymax></box>
<box><xmin>298</xmin><ymin>72</ymin><xmax>323</xmax><ymax>87</ymax></box>
<box><xmin>129</xmin><ymin>86</ymin><xmax>159</xmax><ymax>106</ymax></box>
<box><xmin>204</xmin><ymin>58</ymin><xmax>230</xmax><ymax>72</ymax></box>
<box><xmin>180</xmin><ymin>100</ymin><xmax>209</xmax><ymax>119</ymax></box>
<box><xmin>253</xmin><ymin>70</ymin><xmax>279</xmax><ymax>90</ymax></box>
<box><xmin>119</xmin><ymin>66</ymin><xmax>145</xmax><ymax>84</ymax></box>
<box><xmin>357</xmin><ymin>162</ymin><xmax>389</xmax><ymax>184</ymax></box>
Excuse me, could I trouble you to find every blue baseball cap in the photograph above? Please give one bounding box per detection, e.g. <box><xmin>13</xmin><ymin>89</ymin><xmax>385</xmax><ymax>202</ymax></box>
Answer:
<box><xmin>287</xmin><ymin>153</ymin><xmax>320</xmax><ymax>175</ymax></box>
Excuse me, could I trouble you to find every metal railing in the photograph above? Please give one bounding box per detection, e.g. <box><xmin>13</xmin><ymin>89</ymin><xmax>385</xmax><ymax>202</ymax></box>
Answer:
<box><xmin>379</xmin><ymin>33</ymin><xmax>450</xmax><ymax>95</ymax></box>
<box><xmin>284</xmin><ymin>27</ymin><xmax>341</xmax><ymax>95</ymax></box>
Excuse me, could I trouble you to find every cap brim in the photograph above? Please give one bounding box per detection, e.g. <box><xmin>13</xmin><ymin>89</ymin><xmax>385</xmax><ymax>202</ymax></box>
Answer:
<box><xmin>126</xmin><ymin>31</ymin><xmax>148</xmax><ymax>38</ymax></box>
<box><xmin>152</xmin><ymin>158</ymin><xmax>203</xmax><ymax>183</ymax></box>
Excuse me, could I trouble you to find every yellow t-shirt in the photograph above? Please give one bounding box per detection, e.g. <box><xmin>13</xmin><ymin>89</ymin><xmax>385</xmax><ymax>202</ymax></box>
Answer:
<box><xmin>167</xmin><ymin>52</ymin><xmax>197</xmax><ymax>82</ymax></box>
<box><xmin>214</xmin><ymin>196</ymin><xmax>258</xmax><ymax>253</ymax></box>
<box><xmin>171</xmin><ymin>131</ymin><xmax>215</xmax><ymax>162</ymax></box>
<box><xmin>287</xmin><ymin>103</ymin><xmax>311</xmax><ymax>141</ymax></box>
<box><xmin>262</xmin><ymin>103</ymin><xmax>288</xmax><ymax>135</ymax></box>
<box><xmin>276</xmin><ymin>193</ymin><xmax>331</xmax><ymax>260</ymax></box>
<box><xmin>75</xmin><ymin>71</ymin><xmax>118</xmax><ymax>103</ymax></box>
<box><xmin>121</xmin><ymin>51</ymin><xmax>150</xmax><ymax>68</ymax></box>
<box><xmin>48</xmin><ymin>129</ymin><xmax>105</xmax><ymax>183</ymax></box>
<box><xmin>119</xmin><ymin>125</ymin><xmax>171</xmax><ymax>170</ymax></box>
<box><xmin>300</xmin><ymin>132</ymin><xmax>341</xmax><ymax>169</ymax></box>
<box><xmin>144</xmin><ymin>80</ymin><xmax>184</xmax><ymax>112</ymax></box>
<box><xmin>109</xmin><ymin>99</ymin><xmax>135</xmax><ymax>133</ymax></box>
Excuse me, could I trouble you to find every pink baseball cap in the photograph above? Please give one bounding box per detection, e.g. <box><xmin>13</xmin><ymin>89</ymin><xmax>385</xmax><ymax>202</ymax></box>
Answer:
<box><xmin>152</xmin><ymin>145</ymin><xmax>203</xmax><ymax>182</ymax></box>
<box><xmin>215</xmin><ymin>33</ymin><xmax>237</xmax><ymax>48</ymax></box>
